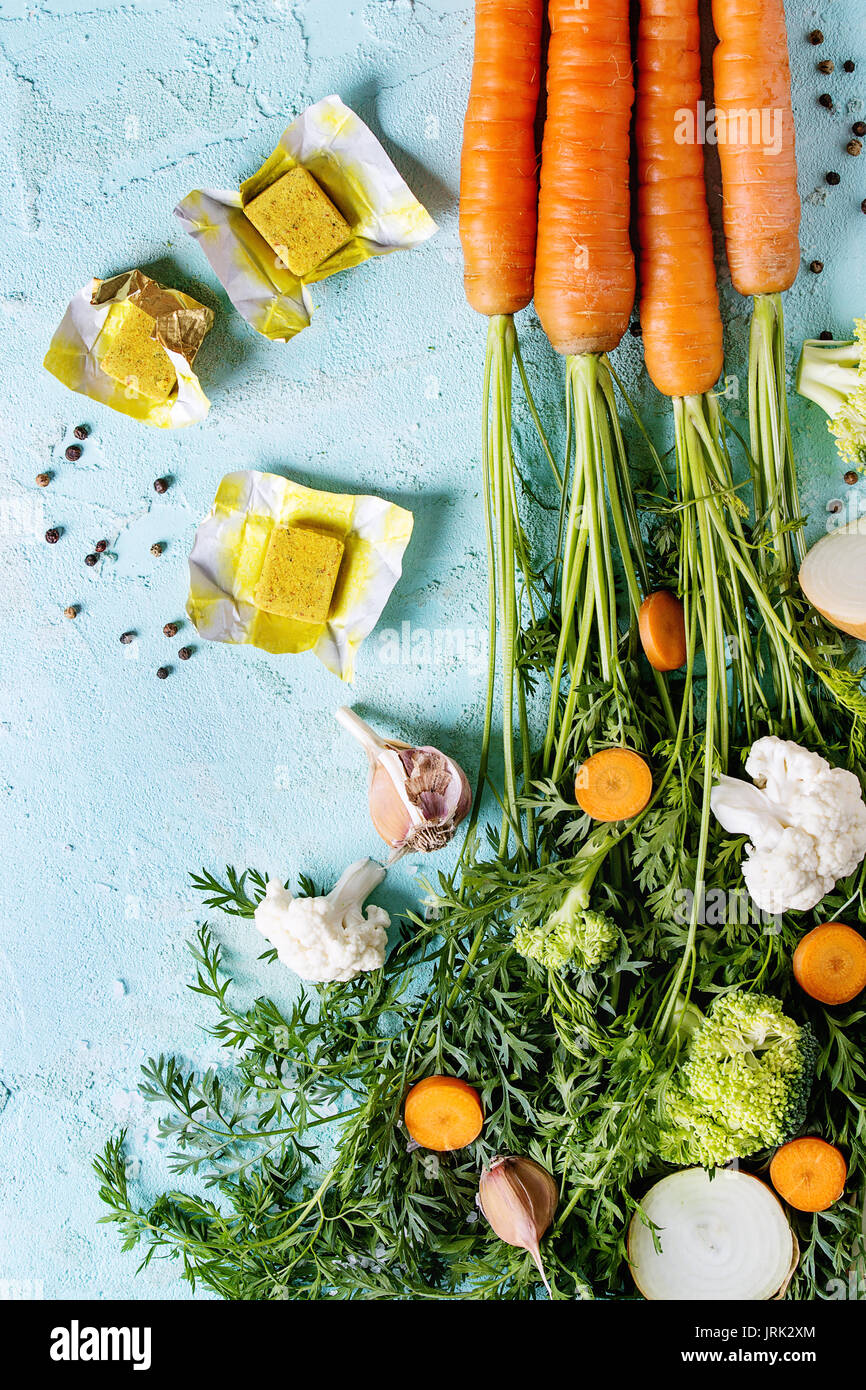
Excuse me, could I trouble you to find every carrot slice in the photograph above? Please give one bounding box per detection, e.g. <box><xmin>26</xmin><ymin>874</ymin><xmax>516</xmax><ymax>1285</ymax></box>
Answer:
<box><xmin>793</xmin><ymin>922</ymin><xmax>866</xmax><ymax>1005</ymax></box>
<box><xmin>404</xmin><ymin>1075</ymin><xmax>484</xmax><ymax>1152</ymax></box>
<box><xmin>770</xmin><ymin>1137</ymin><xmax>847</xmax><ymax>1213</ymax></box>
<box><xmin>638</xmin><ymin>590</ymin><xmax>688</xmax><ymax>671</ymax></box>
<box><xmin>575</xmin><ymin>748</ymin><xmax>652</xmax><ymax>822</ymax></box>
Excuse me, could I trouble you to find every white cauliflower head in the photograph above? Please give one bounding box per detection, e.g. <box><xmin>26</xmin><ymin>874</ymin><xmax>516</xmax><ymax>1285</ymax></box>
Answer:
<box><xmin>711</xmin><ymin>736</ymin><xmax>866</xmax><ymax>915</ymax></box>
<box><xmin>254</xmin><ymin>859</ymin><xmax>389</xmax><ymax>983</ymax></box>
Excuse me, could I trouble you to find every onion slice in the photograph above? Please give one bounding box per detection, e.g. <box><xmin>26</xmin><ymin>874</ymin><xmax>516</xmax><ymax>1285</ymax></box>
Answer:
<box><xmin>799</xmin><ymin>519</ymin><xmax>866</xmax><ymax>639</ymax></box>
<box><xmin>628</xmin><ymin>1168</ymin><xmax>795</xmax><ymax>1301</ymax></box>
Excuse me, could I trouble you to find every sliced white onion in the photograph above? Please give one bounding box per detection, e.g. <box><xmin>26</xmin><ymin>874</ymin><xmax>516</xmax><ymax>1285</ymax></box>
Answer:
<box><xmin>799</xmin><ymin>519</ymin><xmax>866</xmax><ymax>639</ymax></box>
<box><xmin>628</xmin><ymin>1169</ymin><xmax>795</xmax><ymax>1301</ymax></box>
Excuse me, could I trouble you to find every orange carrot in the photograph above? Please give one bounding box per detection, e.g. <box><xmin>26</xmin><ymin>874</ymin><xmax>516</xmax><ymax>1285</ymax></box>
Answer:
<box><xmin>533</xmin><ymin>0</ymin><xmax>635</xmax><ymax>356</ymax></box>
<box><xmin>459</xmin><ymin>0</ymin><xmax>544</xmax><ymax>316</ymax></box>
<box><xmin>793</xmin><ymin>922</ymin><xmax>866</xmax><ymax>1006</ymax></box>
<box><xmin>575</xmin><ymin>748</ymin><xmax>653</xmax><ymax>822</ymax></box>
<box><xmin>770</xmin><ymin>1137</ymin><xmax>847</xmax><ymax>1213</ymax></box>
<box><xmin>404</xmin><ymin>1075</ymin><xmax>484</xmax><ymax>1152</ymax></box>
<box><xmin>711</xmin><ymin>0</ymin><xmax>800</xmax><ymax>297</ymax></box>
<box><xmin>636</xmin><ymin>0</ymin><xmax>724</xmax><ymax>398</ymax></box>
<box><xmin>639</xmin><ymin>590</ymin><xmax>688</xmax><ymax>671</ymax></box>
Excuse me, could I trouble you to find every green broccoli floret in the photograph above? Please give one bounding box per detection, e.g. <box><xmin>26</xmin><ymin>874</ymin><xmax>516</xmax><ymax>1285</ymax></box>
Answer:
<box><xmin>658</xmin><ymin>990</ymin><xmax>817</xmax><ymax>1169</ymax></box>
<box><xmin>514</xmin><ymin>885</ymin><xmax>621</xmax><ymax>972</ymax></box>
<box><xmin>797</xmin><ymin>321</ymin><xmax>866</xmax><ymax>468</ymax></box>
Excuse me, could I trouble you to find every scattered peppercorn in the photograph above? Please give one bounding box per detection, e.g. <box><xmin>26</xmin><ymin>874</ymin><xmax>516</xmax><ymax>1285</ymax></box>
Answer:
<box><xmin>844</xmin><ymin>470</ymin><xmax>859</xmax><ymax>486</ymax></box>
<box><xmin>178</xmin><ymin>646</ymin><xmax>193</xmax><ymax>661</ymax></box>
<box><xmin>84</xmin><ymin>552</ymin><xmax>99</xmax><ymax>567</ymax></box>
<box><xmin>809</xmin><ymin>29</ymin><xmax>824</xmax><ymax>45</ymax></box>
<box><xmin>818</xmin><ymin>93</ymin><xmax>834</xmax><ymax>110</ymax></box>
<box><xmin>862</xmin><ymin>199</ymin><xmax>866</xmax><ymax>214</ymax></box>
<box><xmin>35</xmin><ymin>472</ymin><xmax>51</xmax><ymax>487</ymax></box>
<box><xmin>819</xmin><ymin>330</ymin><xmax>834</xmax><ymax>340</ymax></box>
<box><xmin>847</xmin><ymin>140</ymin><xmax>862</xmax><ymax>157</ymax></box>
<box><xmin>45</xmin><ymin>527</ymin><xmax>61</xmax><ymax>544</ymax></box>
<box><xmin>150</xmin><ymin>542</ymin><xmax>165</xmax><ymax>557</ymax></box>
<box><xmin>826</xmin><ymin>171</ymin><xmax>841</xmax><ymax>185</ymax></box>
<box><xmin>95</xmin><ymin>539</ymin><xmax>108</xmax><ymax>554</ymax></box>
<box><xmin>629</xmin><ymin>321</ymin><xmax>642</xmax><ymax>337</ymax></box>
<box><xmin>817</xmin><ymin>59</ymin><xmax>834</xmax><ymax>74</ymax></box>
<box><xmin>156</xmin><ymin>666</ymin><xmax>170</xmax><ymax>680</ymax></box>
<box><xmin>810</xmin><ymin>260</ymin><xmax>824</xmax><ymax>273</ymax></box>
<box><xmin>65</xmin><ymin>444</ymin><xmax>82</xmax><ymax>462</ymax></box>
<box><xmin>844</xmin><ymin>60</ymin><xmax>856</xmax><ymax>73</ymax></box>
<box><xmin>64</xmin><ymin>605</ymin><xmax>79</xmax><ymax>620</ymax></box>
<box><xmin>163</xmin><ymin>621</ymin><xmax>179</xmax><ymax>638</ymax></box>
<box><xmin>153</xmin><ymin>477</ymin><xmax>169</xmax><ymax>494</ymax></box>
<box><xmin>827</xmin><ymin>499</ymin><xmax>844</xmax><ymax>514</ymax></box>
<box><xmin>853</xmin><ymin>122</ymin><xmax>866</xmax><ymax>137</ymax></box>
<box><xmin>73</xmin><ymin>425</ymin><xmax>89</xmax><ymax>441</ymax></box>
<box><xmin>120</xmin><ymin>631</ymin><xmax>135</xmax><ymax>645</ymax></box>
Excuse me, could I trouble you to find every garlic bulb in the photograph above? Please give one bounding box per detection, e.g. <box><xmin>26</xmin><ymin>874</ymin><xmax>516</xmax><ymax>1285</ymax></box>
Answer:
<box><xmin>477</xmin><ymin>1155</ymin><xmax>559</xmax><ymax>1298</ymax></box>
<box><xmin>337</xmin><ymin>707</ymin><xmax>472</xmax><ymax>862</ymax></box>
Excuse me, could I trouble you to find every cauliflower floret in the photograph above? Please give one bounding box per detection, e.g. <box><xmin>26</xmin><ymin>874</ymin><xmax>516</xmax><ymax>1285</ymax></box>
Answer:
<box><xmin>254</xmin><ymin>859</ymin><xmax>389</xmax><ymax>983</ymax></box>
<box><xmin>711</xmin><ymin>736</ymin><xmax>866</xmax><ymax>915</ymax></box>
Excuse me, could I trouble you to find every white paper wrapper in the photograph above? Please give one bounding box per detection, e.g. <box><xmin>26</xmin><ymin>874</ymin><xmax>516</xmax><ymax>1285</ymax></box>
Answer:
<box><xmin>186</xmin><ymin>469</ymin><xmax>414</xmax><ymax>680</ymax></box>
<box><xmin>43</xmin><ymin>274</ymin><xmax>212</xmax><ymax>428</ymax></box>
<box><xmin>174</xmin><ymin>95</ymin><xmax>437</xmax><ymax>341</ymax></box>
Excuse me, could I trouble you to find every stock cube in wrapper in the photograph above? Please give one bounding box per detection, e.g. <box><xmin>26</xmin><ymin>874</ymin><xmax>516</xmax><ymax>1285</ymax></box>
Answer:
<box><xmin>98</xmin><ymin>301</ymin><xmax>178</xmax><ymax>403</ymax></box>
<box><xmin>186</xmin><ymin>470</ymin><xmax>414</xmax><ymax>680</ymax></box>
<box><xmin>254</xmin><ymin>526</ymin><xmax>345</xmax><ymax>624</ymax></box>
<box><xmin>244</xmin><ymin>166</ymin><xmax>352</xmax><ymax>279</ymax></box>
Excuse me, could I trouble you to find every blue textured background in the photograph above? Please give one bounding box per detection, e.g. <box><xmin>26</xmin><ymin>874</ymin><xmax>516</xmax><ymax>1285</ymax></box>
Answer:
<box><xmin>0</xmin><ymin>0</ymin><xmax>863</xmax><ymax>1299</ymax></box>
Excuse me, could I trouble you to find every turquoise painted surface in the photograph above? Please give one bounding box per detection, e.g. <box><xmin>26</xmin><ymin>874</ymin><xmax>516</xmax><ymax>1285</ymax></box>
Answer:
<box><xmin>0</xmin><ymin>0</ymin><xmax>863</xmax><ymax>1299</ymax></box>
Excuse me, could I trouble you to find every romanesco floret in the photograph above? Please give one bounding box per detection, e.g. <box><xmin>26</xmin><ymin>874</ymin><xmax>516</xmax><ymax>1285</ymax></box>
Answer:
<box><xmin>797</xmin><ymin>320</ymin><xmax>866</xmax><ymax>469</ymax></box>
<box><xmin>514</xmin><ymin>886</ymin><xmax>620</xmax><ymax>972</ymax></box>
<box><xmin>658</xmin><ymin>990</ymin><xmax>817</xmax><ymax>1168</ymax></box>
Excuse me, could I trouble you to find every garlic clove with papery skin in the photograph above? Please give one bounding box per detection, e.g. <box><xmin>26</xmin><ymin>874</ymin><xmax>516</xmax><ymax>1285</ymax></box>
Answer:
<box><xmin>477</xmin><ymin>1155</ymin><xmax>559</xmax><ymax>1298</ymax></box>
<box><xmin>336</xmin><ymin>707</ymin><xmax>472</xmax><ymax>862</ymax></box>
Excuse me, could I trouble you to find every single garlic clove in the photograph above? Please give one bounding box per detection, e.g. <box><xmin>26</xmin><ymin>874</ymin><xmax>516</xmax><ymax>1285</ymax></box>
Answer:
<box><xmin>337</xmin><ymin>707</ymin><xmax>472</xmax><ymax>861</ymax></box>
<box><xmin>478</xmin><ymin>1155</ymin><xmax>559</xmax><ymax>1298</ymax></box>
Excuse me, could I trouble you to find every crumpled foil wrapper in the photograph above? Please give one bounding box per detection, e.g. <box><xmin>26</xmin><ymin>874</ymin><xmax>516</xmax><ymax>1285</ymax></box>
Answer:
<box><xmin>43</xmin><ymin>269</ymin><xmax>213</xmax><ymax>428</ymax></box>
<box><xmin>174</xmin><ymin>94</ymin><xmax>437</xmax><ymax>342</ymax></box>
<box><xmin>186</xmin><ymin>469</ymin><xmax>414</xmax><ymax>681</ymax></box>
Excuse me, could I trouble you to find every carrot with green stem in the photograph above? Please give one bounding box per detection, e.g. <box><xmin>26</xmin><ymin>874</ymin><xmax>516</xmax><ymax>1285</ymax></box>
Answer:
<box><xmin>459</xmin><ymin>0</ymin><xmax>552</xmax><ymax>860</ymax></box>
<box><xmin>534</xmin><ymin>0</ymin><xmax>675</xmax><ymax>785</ymax></box>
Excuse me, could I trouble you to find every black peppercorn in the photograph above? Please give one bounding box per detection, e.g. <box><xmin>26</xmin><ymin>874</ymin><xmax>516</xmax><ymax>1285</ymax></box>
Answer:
<box><xmin>64</xmin><ymin>605</ymin><xmax>79</xmax><ymax>620</ymax></box>
<box><xmin>156</xmin><ymin>666</ymin><xmax>170</xmax><ymax>680</ymax></box>
<box><xmin>817</xmin><ymin>59</ymin><xmax>834</xmax><ymax>74</ymax></box>
<box><xmin>178</xmin><ymin>646</ymin><xmax>193</xmax><ymax>661</ymax></box>
<box><xmin>810</xmin><ymin>260</ymin><xmax>824</xmax><ymax>273</ymax></box>
<box><xmin>853</xmin><ymin>122</ymin><xmax>866</xmax><ymax>137</ymax></box>
<box><xmin>844</xmin><ymin>60</ymin><xmax>856</xmax><ymax>73</ymax></box>
<box><xmin>819</xmin><ymin>330</ymin><xmax>833</xmax><ymax>340</ymax></box>
<box><xmin>73</xmin><ymin>425</ymin><xmax>89</xmax><ymax>441</ymax></box>
<box><xmin>826</xmin><ymin>171</ymin><xmax>841</xmax><ymax>185</ymax></box>
<box><xmin>150</xmin><ymin>542</ymin><xmax>164</xmax><ymax>557</ymax></box>
<box><xmin>844</xmin><ymin>470</ymin><xmax>859</xmax><ymax>486</ymax></box>
<box><xmin>629</xmin><ymin>321</ymin><xmax>642</xmax><ymax>337</ymax></box>
<box><xmin>36</xmin><ymin>472</ymin><xmax>51</xmax><ymax>487</ymax></box>
<box><xmin>120</xmin><ymin>631</ymin><xmax>135</xmax><ymax>645</ymax></box>
<box><xmin>862</xmin><ymin>199</ymin><xmax>866</xmax><ymax>214</ymax></box>
<box><xmin>163</xmin><ymin>622</ymin><xmax>179</xmax><ymax>638</ymax></box>
<box><xmin>95</xmin><ymin>539</ymin><xmax>108</xmax><ymax>554</ymax></box>
<box><xmin>847</xmin><ymin>140</ymin><xmax>862</xmax><ymax>157</ymax></box>
<box><xmin>45</xmin><ymin>527</ymin><xmax>61</xmax><ymax>544</ymax></box>
<box><xmin>809</xmin><ymin>29</ymin><xmax>824</xmax><ymax>45</ymax></box>
<box><xmin>818</xmin><ymin>93</ymin><xmax>834</xmax><ymax>110</ymax></box>
<box><xmin>153</xmin><ymin>478</ymin><xmax>169</xmax><ymax>494</ymax></box>
<box><xmin>65</xmin><ymin>444</ymin><xmax>82</xmax><ymax>462</ymax></box>
<box><xmin>84</xmin><ymin>552</ymin><xmax>99</xmax><ymax>567</ymax></box>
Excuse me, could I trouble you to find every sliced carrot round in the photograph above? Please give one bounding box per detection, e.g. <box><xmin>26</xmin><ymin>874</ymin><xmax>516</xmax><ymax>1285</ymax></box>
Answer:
<box><xmin>404</xmin><ymin>1075</ymin><xmax>484</xmax><ymax>1152</ymax></box>
<box><xmin>792</xmin><ymin>921</ymin><xmax>866</xmax><ymax>1005</ymax></box>
<box><xmin>770</xmin><ymin>1137</ymin><xmax>847</xmax><ymax>1213</ymax></box>
<box><xmin>575</xmin><ymin>747</ymin><xmax>653</xmax><ymax>823</ymax></box>
<box><xmin>638</xmin><ymin>590</ymin><xmax>687</xmax><ymax>671</ymax></box>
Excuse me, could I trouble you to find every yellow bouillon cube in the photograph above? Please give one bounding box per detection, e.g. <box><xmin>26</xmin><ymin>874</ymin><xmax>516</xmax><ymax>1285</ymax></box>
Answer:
<box><xmin>98</xmin><ymin>301</ymin><xmax>177</xmax><ymax>403</ymax></box>
<box><xmin>243</xmin><ymin>166</ymin><xmax>352</xmax><ymax>278</ymax></box>
<box><xmin>254</xmin><ymin>526</ymin><xmax>345</xmax><ymax>625</ymax></box>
